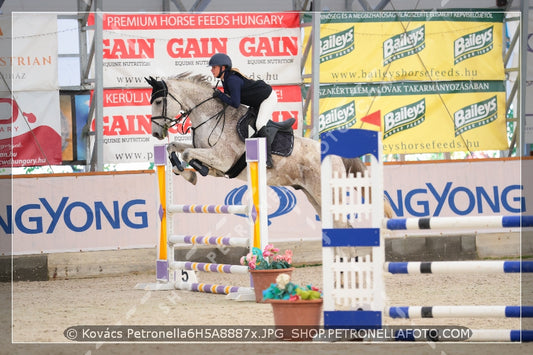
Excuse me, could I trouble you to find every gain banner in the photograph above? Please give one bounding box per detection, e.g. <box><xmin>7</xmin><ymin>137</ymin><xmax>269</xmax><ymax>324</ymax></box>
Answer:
<box><xmin>93</xmin><ymin>86</ymin><xmax>303</xmax><ymax>164</ymax></box>
<box><xmin>97</xmin><ymin>12</ymin><xmax>301</xmax><ymax>88</ymax></box>
<box><xmin>317</xmin><ymin>81</ymin><xmax>507</xmax><ymax>154</ymax></box>
<box><xmin>304</xmin><ymin>11</ymin><xmax>505</xmax><ymax>83</ymax></box>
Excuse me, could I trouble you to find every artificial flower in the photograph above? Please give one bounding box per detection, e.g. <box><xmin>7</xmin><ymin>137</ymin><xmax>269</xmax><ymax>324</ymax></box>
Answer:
<box><xmin>240</xmin><ymin>245</ymin><xmax>292</xmax><ymax>270</ymax></box>
<box><xmin>262</xmin><ymin>273</ymin><xmax>322</xmax><ymax>301</ymax></box>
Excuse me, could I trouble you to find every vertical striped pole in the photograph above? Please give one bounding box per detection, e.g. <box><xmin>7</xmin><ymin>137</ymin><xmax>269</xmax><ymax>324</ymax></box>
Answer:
<box><xmin>154</xmin><ymin>145</ymin><xmax>169</xmax><ymax>281</ymax></box>
<box><xmin>245</xmin><ymin>138</ymin><xmax>268</xmax><ymax>250</ymax></box>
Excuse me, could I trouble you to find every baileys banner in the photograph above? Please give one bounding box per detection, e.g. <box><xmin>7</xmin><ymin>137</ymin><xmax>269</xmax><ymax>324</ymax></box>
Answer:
<box><xmin>315</xmin><ymin>81</ymin><xmax>507</xmax><ymax>154</ymax></box>
<box><xmin>304</xmin><ymin>11</ymin><xmax>505</xmax><ymax>83</ymax></box>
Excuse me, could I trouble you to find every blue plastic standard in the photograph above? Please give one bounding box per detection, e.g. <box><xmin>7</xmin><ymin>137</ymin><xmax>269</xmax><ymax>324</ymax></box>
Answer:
<box><xmin>323</xmin><ymin>310</ymin><xmax>382</xmax><ymax>329</ymax></box>
<box><xmin>320</xmin><ymin>129</ymin><xmax>380</xmax><ymax>162</ymax></box>
<box><xmin>388</xmin><ymin>307</ymin><xmax>410</xmax><ymax>319</ymax></box>
<box><xmin>387</xmin><ymin>262</ymin><xmax>409</xmax><ymax>274</ymax></box>
<box><xmin>322</xmin><ymin>228</ymin><xmax>380</xmax><ymax>247</ymax></box>
<box><xmin>503</xmin><ymin>261</ymin><xmax>533</xmax><ymax>273</ymax></box>
<box><xmin>385</xmin><ymin>218</ymin><xmax>407</xmax><ymax>230</ymax></box>
<box><xmin>502</xmin><ymin>215</ymin><xmax>533</xmax><ymax>227</ymax></box>
<box><xmin>510</xmin><ymin>330</ymin><xmax>533</xmax><ymax>342</ymax></box>
<box><xmin>505</xmin><ymin>306</ymin><xmax>533</xmax><ymax>318</ymax></box>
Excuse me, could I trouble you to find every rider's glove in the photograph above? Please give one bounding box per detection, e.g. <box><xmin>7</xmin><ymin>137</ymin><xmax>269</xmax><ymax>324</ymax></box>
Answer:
<box><xmin>213</xmin><ymin>89</ymin><xmax>223</xmax><ymax>99</ymax></box>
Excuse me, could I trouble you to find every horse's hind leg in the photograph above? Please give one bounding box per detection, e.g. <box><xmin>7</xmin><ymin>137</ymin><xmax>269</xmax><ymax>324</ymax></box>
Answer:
<box><xmin>299</xmin><ymin>188</ymin><xmax>322</xmax><ymax>221</ymax></box>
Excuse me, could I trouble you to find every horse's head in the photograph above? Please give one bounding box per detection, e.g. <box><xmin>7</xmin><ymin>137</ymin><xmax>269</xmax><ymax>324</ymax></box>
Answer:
<box><xmin>145</xmin><ymin>76</ymin><xmax>183</xmax><ymax>140</ymax></box>
<box><xmin>146</xmin><ymin>73</ymin><xmax>228</xmax><ymax>142</ymax></box>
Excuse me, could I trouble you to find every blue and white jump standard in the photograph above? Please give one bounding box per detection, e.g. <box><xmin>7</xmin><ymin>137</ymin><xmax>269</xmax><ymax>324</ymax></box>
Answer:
<box><xmin>320</xmin><ymin>128</ymin><xmax>533</xmax><ymax>342</ymax></box>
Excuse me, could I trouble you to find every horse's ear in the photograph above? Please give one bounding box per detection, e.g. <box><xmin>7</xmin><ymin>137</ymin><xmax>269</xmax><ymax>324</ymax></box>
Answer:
<box><xmin>145</xmin><ymin>76</ymin><xmax>157</xmax><ymax>87</ymax></box>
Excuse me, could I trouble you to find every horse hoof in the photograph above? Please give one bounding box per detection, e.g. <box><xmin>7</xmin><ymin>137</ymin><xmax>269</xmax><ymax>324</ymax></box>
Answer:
<box><xmin>171</xmin><ymin>166</ymin><xmax>181</xmax><ymax>175</ymax></box>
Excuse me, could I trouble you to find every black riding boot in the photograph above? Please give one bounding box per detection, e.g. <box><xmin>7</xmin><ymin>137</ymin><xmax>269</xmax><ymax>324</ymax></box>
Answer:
<box><xmin>264</xmin><ymin>126</ymin><xmax>278</xmax><ymax>168</ymax></box>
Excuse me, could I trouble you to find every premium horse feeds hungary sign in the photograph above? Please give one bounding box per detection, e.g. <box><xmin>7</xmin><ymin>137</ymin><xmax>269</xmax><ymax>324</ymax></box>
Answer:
<box><xmin>97</xmin><ymin>12</ymin><xmax>301</xmax><ymax>87</ymax></box>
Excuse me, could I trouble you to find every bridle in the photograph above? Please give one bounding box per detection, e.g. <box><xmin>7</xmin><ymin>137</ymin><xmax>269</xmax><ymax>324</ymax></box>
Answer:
<box><xmin>150</xmin><ymin>79</ymin><xmax>228</xmax><ymax>147</ymax></box>
<box><xmin>149</xmin><ymin>80</ymin><xmax>193</xmax><ymax>130</ymax></box>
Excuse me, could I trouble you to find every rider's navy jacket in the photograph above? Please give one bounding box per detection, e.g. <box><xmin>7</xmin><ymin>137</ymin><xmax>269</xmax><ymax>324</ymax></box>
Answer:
<box><xmin>217</xmin><ymin>69</ymin><xmax>273</xmax><ymax>110</ymax></box>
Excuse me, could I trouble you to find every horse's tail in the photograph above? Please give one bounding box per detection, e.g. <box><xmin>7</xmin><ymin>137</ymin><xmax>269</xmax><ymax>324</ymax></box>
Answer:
<box><xmin>341</xmin><ymin>157</ymin><xmax>394</xmax><ymax>218</ymax></box>
<box><xmin>341</xmin><ymin>157</ymin><xmax>367</xmax><ymax>176</ymax></box>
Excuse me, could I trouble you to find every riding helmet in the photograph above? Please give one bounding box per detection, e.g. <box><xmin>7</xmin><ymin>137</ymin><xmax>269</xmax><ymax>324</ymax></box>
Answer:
<box><xmin>208</xmin><ymin>53</ymin><xmax>232</xmax><ymax>68</ymax></box>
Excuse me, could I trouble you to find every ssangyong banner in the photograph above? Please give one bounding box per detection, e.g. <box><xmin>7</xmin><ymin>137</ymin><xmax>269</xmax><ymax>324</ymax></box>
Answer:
<box><xmin>316</xmin><ymin>81</ymin><xmax>507</xmax><ymax>154</ymax></box>
<box><xmin>385</xmin><ymin>158</ymin><xmax>529</xmax><ymax>219</ymax></box>
<box><xmin>99</xmin><ymin>12</ymin><xmax>301</xmax><ymax>88</ymax></box>
<box><xmin>94</xmin><ymin>86</ymin><xmax>302</xmax><ymax>164</ymax></box>
<box><xmin>5</xmin><ymin>159</ymin><xmax>531</xmax><ymax>255</ymax></box>
<box><xmin>303</xmin><ymin>11</ymin><xmax>505</xmax><ymax>83</ymax></box>
<box><xmin>1</xmin><ymin>91</ymin><xmax>62</xmax><ymax>167</ymax></box>
<box><xmin>7</xmin><ymin>172</ymin><xmax>158</xmax><ymax>255</ymax></box>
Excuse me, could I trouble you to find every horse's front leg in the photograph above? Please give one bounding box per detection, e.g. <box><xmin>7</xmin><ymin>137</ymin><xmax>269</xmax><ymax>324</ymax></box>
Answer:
<box><xmin>182</xmin><ymin>147</ymin><xmax>235</xmax><ymax>174</ymax></box>
<box><xmin>166</xmin><ymin>142</ymin><xmax>198</xmax><ymax>185</ymax></box>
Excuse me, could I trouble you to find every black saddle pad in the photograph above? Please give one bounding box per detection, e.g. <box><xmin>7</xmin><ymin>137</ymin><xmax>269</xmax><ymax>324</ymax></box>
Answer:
<box><xmin>270</xmin><ymin>130</ymin><xmax>293</xmax><ymax>157</ymax></box>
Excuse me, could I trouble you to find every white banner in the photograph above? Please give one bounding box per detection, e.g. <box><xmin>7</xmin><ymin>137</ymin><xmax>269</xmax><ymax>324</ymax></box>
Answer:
<box><xmin>4</xmin><ymin>158</ymin><xmax>531</xmax><ymax>255</ymax></box>
<box><xmin>4</xmin><ymin>171</ymin><xmax>320</xmax><ymax>255</ymax></box>
<box><xmin>7</xmin><ymin>172</ymin><xmax>158</xmax><ymax>255</ymax></box>
<box><xmin>528</xmin><ymin>10</ymin><xmax>533</xmax><ymax>81</ymax></box>
<box><xmin>384</xmin><ymin>158</ymin><xmax>530</xmax><ymax>218</ymax></box>
<box><xmin>97</xmin><ymin>12</ymin><xmax>302</xmax><ymax>88</ymax></box>
<box><xmin>95</xmin><ymin>86</ymin><xmax>303</xmax><ymax>164</ymax></box>
<box><xmin>527</xmin><ymin>11</ymin><xmax>533</xmax><ymax>144</ymax></box>
<box><xmin>11</xmin><ymin>13</ymin><xmax>58</xmax><ymax>91</ymax></box>
<box><xmin>0</xmin><ymin>15</ymin><xmax>11</xmax><ymax>91</ymax></box>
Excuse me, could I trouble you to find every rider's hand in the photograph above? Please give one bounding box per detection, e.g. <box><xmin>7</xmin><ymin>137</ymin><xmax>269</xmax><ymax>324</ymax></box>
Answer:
<box><xmin>213</xmin><ymin>89</ymin><xmax>223</xmax><ymax>99</ymax></box>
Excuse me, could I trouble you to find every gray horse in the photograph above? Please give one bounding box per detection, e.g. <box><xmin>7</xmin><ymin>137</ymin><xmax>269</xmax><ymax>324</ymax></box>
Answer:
<box><xmin>146</xmin><ymin>73</ymin><xmax>393</xmax><ymax>221</ymax></box>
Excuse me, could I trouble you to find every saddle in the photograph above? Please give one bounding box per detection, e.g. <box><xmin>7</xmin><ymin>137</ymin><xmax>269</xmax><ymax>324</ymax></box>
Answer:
<box><xmin>237</xmin><ymin>108</ymin><xmax>294</xmax><ymax>157</ymax></box>
<box><xmin>224</xmin><ymin>108</ymin><xmax>295</xmax><ymax>179</ymax></box>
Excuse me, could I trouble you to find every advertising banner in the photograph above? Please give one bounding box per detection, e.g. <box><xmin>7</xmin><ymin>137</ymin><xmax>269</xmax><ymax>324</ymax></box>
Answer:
<box><xmin>526</xmin><ymin>11</ymin><xmax>533</xmax><ymax>144</ymax></box>
<box><xmin>385</xmin><ymin>158</ymin><xmax>528</xmax><ymax>218</ymax></box>
<box><xmin>6</xmin><ymin>172</ymin><xmax>157</xmax><ymax>255</ymax></box>
<box><xmin>0</xmin><ymin>15</ymin><xmax>11</xmax><ymax>92</ymax></box>
<box><xmin>528</xmin><ymin>10</ymin><xmax>533</xmax><ymax>82</ymax></box>
<box><xmin>10</xmin><ymin>13</ymin><xmax>58</xmax><ymax>91</ymax></box>
<box><xmin>4</xmin><ymin>171</ymin><xmax>321</xmax><ymax>255</ymax></box>
<box><xmin>98</xmin><ymin>12</ymin><xmax>301</xmax><ymax>88</ymax></box>
<box><xmin>303</xmin><ymin>11</ymin><xmax>505</xmax><ymax>83</ymax></box>
<box><xmin>316</xmin><ymin>81</ymin><xmax>507</xmax><ymax>154</ymax></box>
<box><xmin>5</xmin><ymin>158</ymin><xmax>530</xmax><ymax>255</ymax></box>
<box><xmin>94</xmin><ymin>85</ymin><xmax>303</xmax><ymax>164</ymax></box>
<box><xmin>0</xmin><ymin>13</ymin><xmax>60</xmax><ymax>168</ymax></box>
<box><xmin>1</xmin><ymin>91</ymin><xmax>62</xmax><ymax>167</ymax></box>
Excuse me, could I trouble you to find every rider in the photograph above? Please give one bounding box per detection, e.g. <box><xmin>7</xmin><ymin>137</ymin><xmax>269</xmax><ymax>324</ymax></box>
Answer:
<box><xmin>208</xmin><ymin>53</ymin><xmax>277</xmax><ymax>168</ymax></box>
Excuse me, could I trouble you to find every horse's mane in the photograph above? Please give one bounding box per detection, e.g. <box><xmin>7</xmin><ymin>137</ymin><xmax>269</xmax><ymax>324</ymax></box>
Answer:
<box><xmin>167</xmin><ymin>72</ymin><xmax>213</xmax><ymax>90</ymax></box>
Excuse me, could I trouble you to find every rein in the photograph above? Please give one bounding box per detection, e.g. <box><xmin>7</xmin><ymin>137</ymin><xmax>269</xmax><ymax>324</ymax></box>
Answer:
<box><xmin>150</xmin><ymin>80</ymin><xmax>228</xmax><ymax>147</ymax></box>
